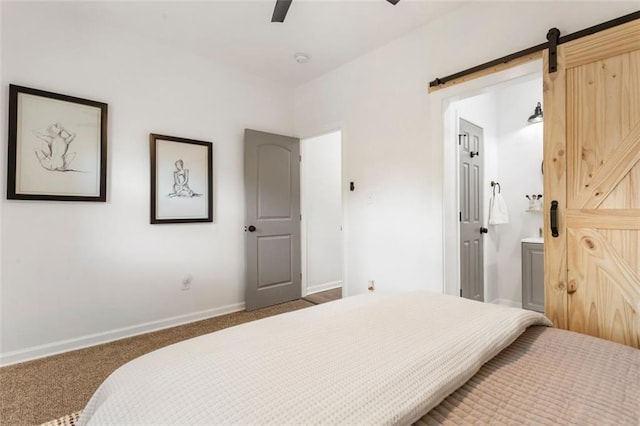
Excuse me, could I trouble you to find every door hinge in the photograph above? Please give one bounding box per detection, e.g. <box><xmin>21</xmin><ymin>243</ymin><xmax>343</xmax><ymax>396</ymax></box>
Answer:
<box><xmin>300</xmin><ymin>214</ymin><xmax>302</xmax><ymax>221</ymax></box>
<box><xmin>299</xmin><ymin>155</ymin><xmax>302</xmax><ymax>162</ymax></box>
<box><xmin>458</xmin><ymin>134</ymin><xmax>462</xmax><ymax>145</ymax></box>
<box><xmin>460</xmin><ymin>289</ymin><xmax>463</xmax><ymax>297</ymax></box>
<box><xmin>459</xmin><ymin>211</ymin><xmax>462</xmax><ymax>222</ymax></box>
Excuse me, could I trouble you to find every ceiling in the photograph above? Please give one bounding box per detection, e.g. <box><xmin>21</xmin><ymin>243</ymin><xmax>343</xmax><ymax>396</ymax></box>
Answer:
<box><xmin>43</xmin><ymin>0</ymin><xmax>467</xmax><ymax>87</ymax></box>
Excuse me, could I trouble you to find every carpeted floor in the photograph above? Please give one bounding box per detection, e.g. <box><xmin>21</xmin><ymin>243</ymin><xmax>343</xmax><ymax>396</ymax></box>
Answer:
<box><xmin>0</xmin><ymin>299</ymin><xmax>314</xmax><ymax>426</ymax></box>
<box><xmin>40</xmin><ymin>411</ymin><xmax>80</xmax><ymax>426</ymax></box>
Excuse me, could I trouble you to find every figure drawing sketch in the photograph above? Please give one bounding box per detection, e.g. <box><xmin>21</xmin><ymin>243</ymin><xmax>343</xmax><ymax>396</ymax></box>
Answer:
<box><xmin>33</xmin><ymin>122</ymin><xmax>78</xmax><ymax>172</ymax></box>
<box><xmin>169</xmin><ymin>159</ymin><xmax>201</xmax><ymax>198</ymax></box>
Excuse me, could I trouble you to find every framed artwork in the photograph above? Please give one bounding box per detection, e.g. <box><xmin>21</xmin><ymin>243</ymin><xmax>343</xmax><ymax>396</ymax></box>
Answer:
<box><xmin>150</xmin><ymin>134</ymin><xmax>213</xmax><ymax>224</ymax></box>
<box><xmin>7</xmin><ymin>84</ymin><xmax>108</xmax><ymax>201</ymax></box>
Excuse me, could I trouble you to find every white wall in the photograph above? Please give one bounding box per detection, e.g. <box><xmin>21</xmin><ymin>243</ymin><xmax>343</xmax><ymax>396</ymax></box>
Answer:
<box><xmin>294</xmin><ymin>29</ymin><xmax>436</xmax><ymax>295</ymax></box>
<box><xmin>301</xmin><ymin>131</ymin><xmax>342</xmax><ymax>294</ymax></box>
<box><xmin>494</xmin><ymin>76</ymin><xmax>544</xmax><ymax>305</ymax></box>
<box><xmin>0</xmin><ymin>3</ymin><xmax>293</xmax><ymax>364</ymax></box>
<box><xmin>294</xmin><ymin>2</ymin><xmax>638</xmax><ymax>296</ymax></box>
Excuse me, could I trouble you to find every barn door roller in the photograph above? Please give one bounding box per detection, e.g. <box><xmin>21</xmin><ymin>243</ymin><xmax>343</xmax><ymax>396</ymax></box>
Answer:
<box><xmin>546</xmin><ymin>28</ymin><xmax>560</xmax><ymax>73</ymax></box>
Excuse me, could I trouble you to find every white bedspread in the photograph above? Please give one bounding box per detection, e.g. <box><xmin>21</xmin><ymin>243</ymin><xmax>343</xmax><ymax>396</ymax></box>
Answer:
<box><xmin>79</xmin><ymin>291</ymin><xmax>551</xmax><ymax>425</ymax></box>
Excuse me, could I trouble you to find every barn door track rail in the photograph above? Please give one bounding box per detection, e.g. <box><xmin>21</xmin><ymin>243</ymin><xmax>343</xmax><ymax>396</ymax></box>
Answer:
<box><xmin>428</xmin><ymin>11</ymin><xmax>640</xmax><ymax>90</ymax></box>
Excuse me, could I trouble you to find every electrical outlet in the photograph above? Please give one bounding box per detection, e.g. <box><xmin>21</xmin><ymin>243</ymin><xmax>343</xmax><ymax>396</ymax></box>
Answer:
<box><xmin>181</xmin><ymin>275</ymin><xmax>192</xmax><ymax>291</ymax></box>
<box><xmin>367</xmin><ymin>280</ymin><xmax>375</xmax><ymax>292</ymax></box>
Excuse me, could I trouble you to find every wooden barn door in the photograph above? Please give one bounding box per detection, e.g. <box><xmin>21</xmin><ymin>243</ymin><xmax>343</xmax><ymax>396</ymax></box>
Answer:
<box><xmin>543</xmin><ymin>20</ymin><xmax>640</xmax><ymax>348</ymax></box>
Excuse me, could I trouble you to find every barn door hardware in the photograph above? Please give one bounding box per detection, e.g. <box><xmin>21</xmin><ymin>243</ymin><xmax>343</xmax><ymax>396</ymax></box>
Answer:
<box><xmin>550</xmin><ymin>200</ymin><xmax>559</xmax><ymax>238</ymax></box>
<box><xmin>546</xmin><ymin>28</ymin><xmax>560</xmax><ymax>73</ymax></box>
<box><xmin>428</xmin><ymin>11</ymin><xmax>639</xmax><ymax>89</ymax></box>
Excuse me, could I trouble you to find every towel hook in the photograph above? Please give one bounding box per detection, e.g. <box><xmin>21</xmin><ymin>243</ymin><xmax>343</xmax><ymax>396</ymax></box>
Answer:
<box><xmin>491</xmin><ymin>181</ymin><xmax>501</xmax><ymax>195</ymax></box>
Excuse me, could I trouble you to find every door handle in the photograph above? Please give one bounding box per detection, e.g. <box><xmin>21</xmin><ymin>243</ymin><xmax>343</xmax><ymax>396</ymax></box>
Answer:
<box><xmin>245</xmin><ymin>225</ymin><xmax>256</xmax><ymax>232</ymax></box>
<box><xmin>550</xmin><ymin>201</ymin><xmax>559</xmax><ymax>238</ymax></box>
<box><xmin>480</xmin><ymin>227</ymin><xmax>488</xmax><ymax>234</ymax></box>
<box><xmin>470</xmin><ymin>151</ymin><xmax>479</xmax><ymax>158</ymax></box>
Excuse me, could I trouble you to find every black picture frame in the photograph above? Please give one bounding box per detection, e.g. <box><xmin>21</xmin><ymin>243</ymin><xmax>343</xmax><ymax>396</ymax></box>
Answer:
<box><xmin>7</xmin><ymin>84</ymin><xmax>108</xmax><ymax>201</ymax></box>
<box><xmin>150</xmin><ymin>133</ymin><xmax>213</xmax><ymax>224</ymax></box>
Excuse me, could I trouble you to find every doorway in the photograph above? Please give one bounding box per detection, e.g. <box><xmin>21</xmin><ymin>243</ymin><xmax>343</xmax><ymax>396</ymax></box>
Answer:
<box><xmin>300</xmin><ymin>130</ymin><xmax>343</xmax><ymax>298</ymax></box>
<box><xmin>436</xmin><ymin>60</ymin><xmax>544</xmax><ymax>307</ymax></box>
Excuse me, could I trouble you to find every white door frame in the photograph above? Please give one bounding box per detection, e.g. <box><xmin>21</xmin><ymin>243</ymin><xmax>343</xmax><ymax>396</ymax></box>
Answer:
<box><xmin>429</xmin><ymin>60</ymin><xmax>542</xmax><ymax>299</ymax></box>
<box><xmin>299</xmin><ymin>128</ymin><xmax>346</xmax><ymax>297</ymax></box>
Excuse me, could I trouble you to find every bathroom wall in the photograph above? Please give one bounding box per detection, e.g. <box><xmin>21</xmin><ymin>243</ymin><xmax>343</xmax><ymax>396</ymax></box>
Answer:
<box><xmin>494</xmin><ymin>75</ymin><xmax>544</xmax><ymax>306</ymax></box>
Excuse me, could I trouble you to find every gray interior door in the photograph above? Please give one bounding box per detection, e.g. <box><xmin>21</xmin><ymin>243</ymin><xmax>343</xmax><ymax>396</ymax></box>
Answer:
<box><xmin>459</xmin><ymin>119</ymin><xmax>484</xmax><ymax>302</ymax></box>
<box><xmin>244</xmin><ymin>129</ymin><xmax>301</xmax><ymax>311</ymax></box>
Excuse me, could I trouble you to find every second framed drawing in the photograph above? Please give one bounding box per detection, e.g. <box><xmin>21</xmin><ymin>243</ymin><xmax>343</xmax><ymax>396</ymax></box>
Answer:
<box><xmin>150</xmin><ymin>134</ymin><xmax>213</xmax><ymax>224</ymax></box>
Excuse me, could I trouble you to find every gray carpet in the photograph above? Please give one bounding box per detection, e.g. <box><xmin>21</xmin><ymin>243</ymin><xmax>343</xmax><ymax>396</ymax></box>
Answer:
<box><xmin>0</xmin><ymin>299</ymin><xmax>314</xmax><ymax>426</ymax></box>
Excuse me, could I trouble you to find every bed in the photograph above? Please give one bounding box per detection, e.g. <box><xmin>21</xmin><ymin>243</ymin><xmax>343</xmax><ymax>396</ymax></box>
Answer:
<box><xmin>77</xmin><ymin>291</ymin><xmax>639</xmax><ymax>425</ymax></box>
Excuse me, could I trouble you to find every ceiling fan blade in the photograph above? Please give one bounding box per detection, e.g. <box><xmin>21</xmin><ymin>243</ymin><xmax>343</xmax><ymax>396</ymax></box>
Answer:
<box><xmin>271</xmin><ymin>0</ymin><xmax>293</xmax><ymax>23</ymax></box>
<box><xmin>386</xmin><ymin>0</ymin><xmax>400</xmax><ymax>4</ymax></box>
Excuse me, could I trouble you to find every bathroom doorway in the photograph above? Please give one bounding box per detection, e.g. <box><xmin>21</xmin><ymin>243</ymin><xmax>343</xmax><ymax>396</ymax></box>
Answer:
<box><xmin>437</xmin><ymin>61</ymin><xmax>544</xmax><ymax>308</ymax></box>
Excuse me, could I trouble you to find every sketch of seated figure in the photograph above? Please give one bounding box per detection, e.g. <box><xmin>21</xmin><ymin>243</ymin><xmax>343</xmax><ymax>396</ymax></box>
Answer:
<box><xmin>169</xmin><ymin>159</ymin><xmax>200</xmax><ymax>197</ymax></box>
<box><xmin>33</xmin><ymin>122</ymin><xmax>77</xmax><ymax>171</ymax></box>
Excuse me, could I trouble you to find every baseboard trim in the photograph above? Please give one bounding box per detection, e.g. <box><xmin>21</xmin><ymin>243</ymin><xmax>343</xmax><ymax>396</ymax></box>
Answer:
<box><xmin>0</xmin><ymin>302</ymin><xmax>245</xmax><ymax>367</ymax></box>
<box><xmin>305</xmin><ymin>281</ymin><xmax>342</xmax><ymax>296</ymax></box>
<box><xmin>490</xmin><ymin>298</ymin><xmax>522</xmax><ymax>309</ymax></box>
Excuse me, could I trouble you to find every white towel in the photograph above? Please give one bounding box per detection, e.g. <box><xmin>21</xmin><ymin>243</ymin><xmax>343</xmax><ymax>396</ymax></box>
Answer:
<box><xmin>489</xmin><ymin>193</ymin><xmax>509</xmax><ymax>225</ymax></box>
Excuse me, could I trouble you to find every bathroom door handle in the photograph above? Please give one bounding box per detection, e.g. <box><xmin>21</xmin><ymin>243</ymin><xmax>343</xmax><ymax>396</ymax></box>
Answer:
<box><xmin>470</xmin><ymin>151</ymin><xmax>479</xmax><ymax>158</ymax></box>
<box><xmin>550</xmin><ymin>201</ymin><xmax>559</xmax><ymax>238</ymax></box>
<box><xmin>245</xmin><ymin>225</ymin><xmax>256</xmax><ymax>232</ymax></box>
<box><xmin>480</xmin><ymin>227</ymin><xmax>488</xmax><ymax>234</ymax></box>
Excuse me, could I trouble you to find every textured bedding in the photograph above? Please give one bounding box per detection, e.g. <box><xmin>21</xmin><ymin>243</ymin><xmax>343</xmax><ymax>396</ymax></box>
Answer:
<box><xmin>78</xmin><ymin>291</ymin><xmax>550</xmax><ymax>425</ymax></box>
<box><xmin>418</xmin><ymin>326</ymin><xmax>640</xmax><ymax>425</ymax></box>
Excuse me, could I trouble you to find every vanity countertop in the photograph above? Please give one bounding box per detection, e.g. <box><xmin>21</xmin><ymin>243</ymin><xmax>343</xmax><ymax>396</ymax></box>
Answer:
<box><xmin>522</xmin><ymin>237</ymin><xmax>544</xmax><ymax>244</ymax></box>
